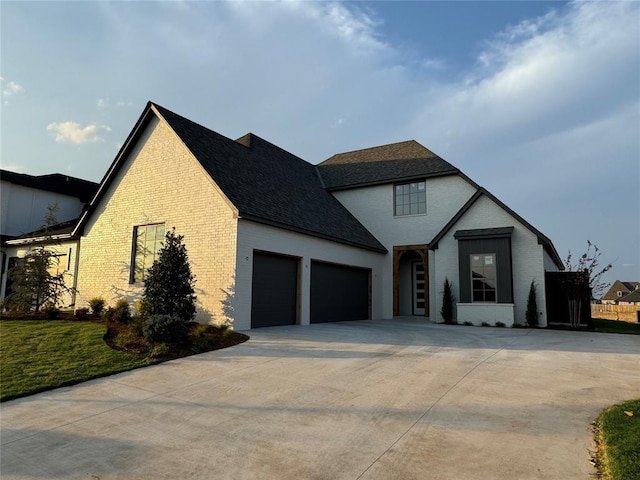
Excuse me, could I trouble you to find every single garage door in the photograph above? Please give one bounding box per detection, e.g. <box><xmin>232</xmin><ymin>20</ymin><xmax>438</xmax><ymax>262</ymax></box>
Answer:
<box><xmin>251</xmin><ymin>252</ymin><xmax>299</xmax><ymax>328</ymax></box>
<box><xmin>310</xmin><ymin>261</ymin><xmax>370</xmax><ymax>323</ymax></box>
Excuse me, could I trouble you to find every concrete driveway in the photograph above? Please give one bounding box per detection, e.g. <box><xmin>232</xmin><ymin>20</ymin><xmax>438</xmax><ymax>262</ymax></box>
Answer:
<box><xmin>1</xmin><ymin>318</ymin><xmax>639</xmax><ymax>479</ymax></box>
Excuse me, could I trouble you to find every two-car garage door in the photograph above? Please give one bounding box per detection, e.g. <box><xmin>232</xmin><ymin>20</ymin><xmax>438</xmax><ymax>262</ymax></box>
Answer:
<box><xmin>250</xmin><ymin>251</ymin><xmax>370</xmax><ymax>328</ymax></box>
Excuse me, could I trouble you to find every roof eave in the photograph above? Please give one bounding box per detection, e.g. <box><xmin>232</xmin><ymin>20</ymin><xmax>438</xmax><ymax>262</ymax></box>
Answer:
<box><xmin>4</xmin><ymin>233</ymin><xmax>77</xmax><ymax>247</ymax></box>
<box><xmin>238</xmin><ymin>215</ymin><xmax>388</xmax><ymax>254</ymax></box>
<box><xmin>324</xmin><ymin>169</ymin><xmax>461</xmax><ymax>192</ymax></box>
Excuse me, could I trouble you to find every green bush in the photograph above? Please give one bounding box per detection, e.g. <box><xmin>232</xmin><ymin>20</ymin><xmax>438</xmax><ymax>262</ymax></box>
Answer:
<box><xmin>88</xmin><ymin>297</ymin><xmax>105</xmax><ymax>316</ymax></box>
<box><xmin>113</xmin><ymin>299</ymin><xmax>132</xmax><ymax>323</ymax></box>
<box><xmin>143</xmin><ymin>314</ymin><xmax>187</xmax><ymax>345</ymax></box>
<box><xmin>481</xmin><ymin>322</ymin><xmax>490</xmax><ymax>327</ymax></box>
<box><xmin>150</xmin><ymin>343</ymin><xmax>170</xmax><ymax>359</ymax></box>
<box><xmin>440</xmin><ymin>278</ymin><xmax>455</xmax><ymax>324</ymax></box>
<box><xmin>140</xmin><ymin>229</ymin><xmax>197</xmax><ymax>322</ymax></box>
<box><xmin>43</xmin><ymin>303</ymin><xmax>60</xmax><ymax>320</ymax></box>
<box><xmin>463</xmin><ymin>321</ymin><xmax>473</xmax><ymax>326</ymax></box>
<box><xmin>495</xmin><ymin>321</ymin><xmax>506</xmax><ymax>328</ymax></box>
<box><xmin>75</xmin><ymin>308</ymin><xmax>90</xmax><ymax>319</ymax></box>
<box><xmin>128</xmin><ymin>316</ymin><xmax>145</xmax><ymax>337</ymax></box>
<box><xmin>102</xmin><ymin>300</ymin><xmax>132</xmax><ymax>323</ymax></box>
<box><xmin>525</xmin><ymin>280</ymin><xmax>538</xmax><ymax>327</ymax></box>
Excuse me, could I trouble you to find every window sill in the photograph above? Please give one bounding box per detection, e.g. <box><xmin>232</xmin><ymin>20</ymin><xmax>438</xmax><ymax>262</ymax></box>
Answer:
<box><xmin>393</xmin><ymin>213</ymin><xmax>427</xmax><ymax>219</ymax></box>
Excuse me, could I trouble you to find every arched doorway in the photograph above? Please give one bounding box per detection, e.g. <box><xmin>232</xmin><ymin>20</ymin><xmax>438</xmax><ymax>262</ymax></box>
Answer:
<box><xmin>393</xmin><ymin>245</ymin><xmax>428</xmax><ymax>317</ymax></box>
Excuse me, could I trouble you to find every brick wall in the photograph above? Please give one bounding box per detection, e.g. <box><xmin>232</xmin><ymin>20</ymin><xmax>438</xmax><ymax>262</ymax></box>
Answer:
<box><xmin>432</xmin><ymin>195</ymin><xmax>549</xmax><ymax>326</ymax></box>
<box><xmin>331</xmin><ymin>175</ymin><xmax>477</xmax><ymax>318</ymax></box>
<box><xmin>76</xmin><ymin>116</ymin><xmax>238</xmax><ymax>324</ymax></box>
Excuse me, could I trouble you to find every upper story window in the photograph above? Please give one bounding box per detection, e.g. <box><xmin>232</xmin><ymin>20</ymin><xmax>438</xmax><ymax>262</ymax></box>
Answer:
<box><xmin>471</xmin><ymin>253</ymin><xmax>497</xmax><ymax>302</ymax></box>
<box><xmin>617</xmin><ymin>291</ymin><xmax>623</xmax><ymax>297</ymax></box>
<box><xmin>130</xmin><ymin>223</ymin><xmax>165</xmax><ymax>284</ymax></box>
<box><xmin>394</xmin><ymin>181</ymin><xmax>426</xmax><ymax>216</ymax></box>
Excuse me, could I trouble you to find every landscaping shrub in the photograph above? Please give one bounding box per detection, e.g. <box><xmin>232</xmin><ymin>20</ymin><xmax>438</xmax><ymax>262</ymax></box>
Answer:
<box><xmin>441</xmin><ymin>278</ymin><xmax>455</xmax><ymax>324</ymax></box>
<box><xmin>74</xmin><ymin>308</ymin><xmax>90</xmax><ymax>319</ymax></box>
<box><xmin>89</xmin><ymin>297</ymin><xmax>105</xmax><ymax>316</ymax></box>
<box><xmin>139</xmin><ymin>229</ymin><xmax>196</xmax><ymax>321</ymax></box>
<box><xmin>102</xmin><ymin>300</ymin><xmax>132</xmax><ymax>323</ymax></box>
<box><xmin>43</xmin><ymin>303</ymin><xmax>60</xmax><ymax>320</ymax></box>
<box><xmin>128</xmin><ymin>316</ymin><xmax>145</xmax><ymax>337</ymax></box>
<box><xmin>143</xmin><ymin>315</ymin><xmax>187</xmax><ymax>345</ymax></box>
<box><xmin>481</xmin><ymin>322</ymin><xmax>490</xmax><ymax>327</ymax></box>
<box><xmin>526</xmin><ymin>280</ymin><xmax>538</xmax><ymax>327</ymax></box>
<box><xmin>463</xmin><ymin>321</ymin><xmax>473</xmax><ymax>326</ymax></box>
<box><xmin>150</xmin><ymin>343</ymin><xmax>170</xmax><ymax>359</ymax></box>
<box><xmin>495</xmin><ymin>321</ymin><xmax>506</xmax><ymax>328</ymax></box>
<box><xmin>112</xmin><ymin>299</ymin><xmax>132</xmax><ymax>323</ymax></box>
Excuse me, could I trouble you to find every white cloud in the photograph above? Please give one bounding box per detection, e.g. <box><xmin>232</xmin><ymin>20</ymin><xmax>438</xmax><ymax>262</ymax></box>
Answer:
<box><xmin>47</xmin><ymin>121</ymin><xmax>112</xmax><ymax>144</ymax></box>
<box><xmin>1</xmin><ymin>77</ymin><xmax>25</xmax><ymax>104</ymax></box>
<box><xmin>97</xmin><ymin>97</ymin><xmax>132</xmax><ymax>109</ymax></box>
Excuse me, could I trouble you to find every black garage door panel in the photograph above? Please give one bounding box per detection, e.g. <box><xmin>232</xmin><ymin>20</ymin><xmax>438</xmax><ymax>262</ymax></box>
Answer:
<box><xmin>251</xmin><ymin>252</ymin><xmax>298</xmax><ymax>328</ymax></box>
<box><xmin>310</xmin><ymin>261</ymin><xmax>369</xmax><ymax>323</ymax></box>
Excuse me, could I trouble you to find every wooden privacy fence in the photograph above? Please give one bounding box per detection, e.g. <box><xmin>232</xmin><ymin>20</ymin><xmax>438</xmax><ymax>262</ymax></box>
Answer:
<box><xmin>545</xmin><ymin>271</ymin><xmax>591</xmax><ymax>326</ymax></box>
<box><xmin>591</xmin><ymin>304</ymin><xmax>640</xmax><ymax>322</ymax></box>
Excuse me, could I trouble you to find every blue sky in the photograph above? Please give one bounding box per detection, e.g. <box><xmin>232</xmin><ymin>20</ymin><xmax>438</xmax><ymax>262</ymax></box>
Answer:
<box><xmin>1</xmin><ymin>1</ymin><xmax>638</xmax><ymax>288</ymax></box>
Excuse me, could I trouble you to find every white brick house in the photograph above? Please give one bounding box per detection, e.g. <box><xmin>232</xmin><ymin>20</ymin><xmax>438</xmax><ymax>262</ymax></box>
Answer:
<box><xmin>0</xmin><ymin>170</ymin><xmax>98</xmax><ymax>307</ymax></box>
<box><xmin>1</xmin><ymin>102</ymin><xmax>565</xmax><ymax>329</ymax></box>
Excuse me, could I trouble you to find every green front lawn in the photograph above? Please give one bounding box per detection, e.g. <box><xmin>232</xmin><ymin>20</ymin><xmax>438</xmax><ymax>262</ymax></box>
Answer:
<box><xmin>593</xmin><ymin>318</ymin><xmax>640</xmax><ymax>335</ymax></box>
<box><xmin>595</xmin><ymin>399</ymin><xmax>640</xmax><ymax>480</ymax></box>
<box><xmin>0</xmin><ymin>320</ymin><xmax>152</xmax><ymax>401</ymax></box>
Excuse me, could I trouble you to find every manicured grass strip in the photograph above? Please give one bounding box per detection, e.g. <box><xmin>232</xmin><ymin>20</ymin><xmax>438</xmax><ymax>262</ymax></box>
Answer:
<box><xmin>593</xmin><ymin>318</ymin><xmax>640</xmax><ymax>335</ymax></box>
<box><xmin>0</xmin><ymin>320</ymin><xmax>152</xmax><ymax>401</ymax></box>
<box><xmin>595</xmin><ymin>399</ymin><xmax>640</xmax><ymax>480</ymax></box>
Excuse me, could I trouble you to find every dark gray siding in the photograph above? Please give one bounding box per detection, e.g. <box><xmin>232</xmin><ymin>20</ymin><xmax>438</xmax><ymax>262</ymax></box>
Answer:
<box><xmin>457</xmin><ymin>237</ymin><xmax>513</xmax><ymax>303</ymax></box>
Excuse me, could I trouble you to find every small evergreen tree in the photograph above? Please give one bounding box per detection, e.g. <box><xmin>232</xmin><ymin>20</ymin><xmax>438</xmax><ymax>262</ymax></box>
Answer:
<box><xmin>140</xmin><ymin>228</ymin><xmax>196</xmax><ymax>321</ymax></box>
<box><xmin>441</xmin><ymin>278</ymin><xmax>455</xmax><ymax>324</ymax></box>
<box><xmin>4</xmin><ymin>203</ymin><xmax>75</xmax><ymax>312</ymax></box>
<box><xmin>525</xmin><ymin>280</ymin><xmax>538</xmax><ymax>327</ymax></box>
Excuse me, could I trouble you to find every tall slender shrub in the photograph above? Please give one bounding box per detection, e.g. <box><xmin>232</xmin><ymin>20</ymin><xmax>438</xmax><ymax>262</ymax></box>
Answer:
<box><xmin>525</xmin><ymin>280</ymin><xmax>538</xmax><ymax>327</ymax></box>
<box><xmin>441</xmin><ymin>278</ymin><xmax>455</xmax><ymax>324</ymax></box>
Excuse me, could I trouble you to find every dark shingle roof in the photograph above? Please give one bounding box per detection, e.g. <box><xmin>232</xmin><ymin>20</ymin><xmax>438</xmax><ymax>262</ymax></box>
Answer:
<box><xmin>602</xmin><ymin>280</ymin><xmax>640</xmax><ymax>301</ymax></box>
<box><xmin>152</xmin><ymin>104</ymin><xmax>386</xmax><ymax>253</ymax></box>
<box><xmin>318</xmin><ymin>140</ymin><xmax>459</xmax><ymax>190</ymax></box>
<box><xmin>619</xmin><ymin>289</ymin><xmax>640</xmax><ymax>303</ymax></box>
<box><xmin>0</xmin><ymin>169</ymin><xmax>98</xmax><ymax>203</ymax></box>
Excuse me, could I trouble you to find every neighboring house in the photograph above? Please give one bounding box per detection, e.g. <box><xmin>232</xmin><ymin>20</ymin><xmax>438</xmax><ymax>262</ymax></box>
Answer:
<box><xmin>618</xmin><ymin>289</ymin><xmax>640</xmax><ymax>306</ymax></box>
<box><xmin>1</xmin><ymin>102</ymin><xmax>565</xmax><ymax>329</ymax></box>
<box><xmin>0</xmin><ymin>170</ymin><xmax>99</xmax><ymax>306</ymax></box>
<box><xmin>0</xmin><ymin>169</ymin><xmax>97</xmax><ymax>240</ymax></box>
<box><xmin>601</xmin><ymin>280</ymin><xmax>640</xmax><ymax>305</ymax></box>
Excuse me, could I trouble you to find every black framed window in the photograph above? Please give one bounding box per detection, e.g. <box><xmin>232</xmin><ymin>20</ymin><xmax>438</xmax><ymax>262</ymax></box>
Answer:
<box><xmin>394</xmin><ymin>181</ymin><xmax>426</xmax><ymax>216</ymax></box>
<box><xmin>471</xmin><ymin>254</ymin><xmax>497</xmax><ymax>302</ymax></box>
<box><xmin>130</xmin><ymin>223</ymin><xmax>165</xmax><ymax>284</ymax></box>
<box><xmin>456</xmin><ymin>230</ymin><xmax>514</xmax><ymax>304</ymax></box>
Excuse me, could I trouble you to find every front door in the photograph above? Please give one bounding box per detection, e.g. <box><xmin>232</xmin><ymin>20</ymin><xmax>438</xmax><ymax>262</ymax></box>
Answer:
<box><xmin>412</xmin><ymin>261</ymin><xmax>425</xmax><ymax>315</ymax></box>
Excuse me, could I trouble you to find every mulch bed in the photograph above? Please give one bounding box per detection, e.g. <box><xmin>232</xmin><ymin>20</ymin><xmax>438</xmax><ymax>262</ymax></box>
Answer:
<box><xmin>0</xmin><ymin>312</ymin><xmax>249</xmax><ymax>360</ymax></box>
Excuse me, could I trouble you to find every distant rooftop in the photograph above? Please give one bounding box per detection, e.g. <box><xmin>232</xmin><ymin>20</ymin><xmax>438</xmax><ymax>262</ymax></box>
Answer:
<box><xmin>0</xmin><ymin>169</ymin><xmax>99</xmax><ymax>203</ymax></box>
